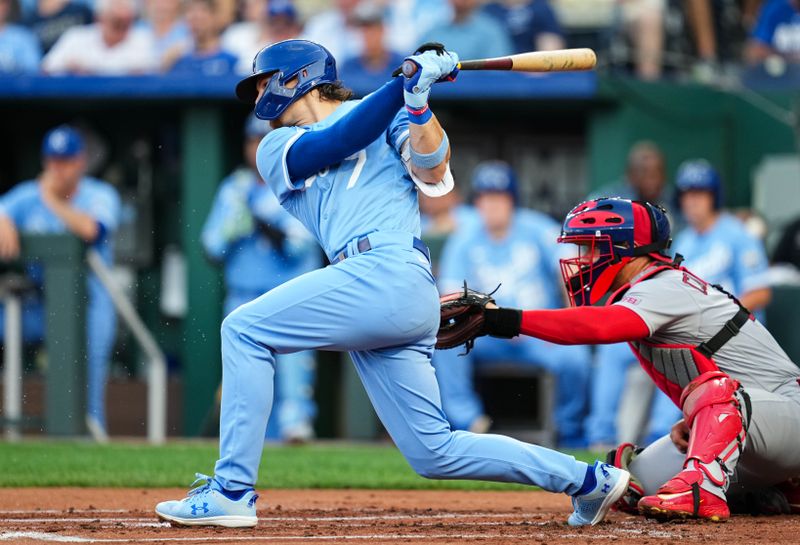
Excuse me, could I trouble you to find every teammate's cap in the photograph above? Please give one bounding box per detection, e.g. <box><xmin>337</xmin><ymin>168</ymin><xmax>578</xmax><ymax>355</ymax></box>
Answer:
<box><xmin>42</xmin><ymin>125</ymin><xmax>84</xmax><ymax>158</ymax></box>
<box><xmin>352</xmin><ymin>1</ymin><xmax>384</xmax><ymax>25</ymax></box>
<box><xmin>471</xmin><ymin>160</ymin><xmax>519</xmax><ymax>202</ymax></box>
<box><xmin>244</xmin><ymin>112</ymin><xmax>271</xmax><ymax>139</ymax></box>
<box><xmin>267</xmin><ymin>0</ymin><xmax>297</xmax><ymax>20</ymax></box>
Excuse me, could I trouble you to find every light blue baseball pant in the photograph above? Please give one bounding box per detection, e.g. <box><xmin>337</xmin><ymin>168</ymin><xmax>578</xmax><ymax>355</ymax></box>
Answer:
<box><xmin>86</xmin><ymin>286</ymin><xmax>117</xmax><ymax>430</ymax></box>
<box><xmin>212</xmin><ymin>233</ymin><xmax>589</xmax><ymax>493</ymax></box>
<box><xmin>586</xmin><ymin>342</ymin><xmax>682</xmax><ymax>446</ymax></box>
<box><xmin>0</xmin><ymin>288</ymin><xmax>116</xmax><ymax>430</ymax></box>
<box><xmin>224</xmin><ymin>291</ymin><xmax>316</xmax><ymax>440</ymax></box>
<box><xmin>432</xmin><ymin>336</ymin><xmax>591</xmax><ymax>444</ymax></box>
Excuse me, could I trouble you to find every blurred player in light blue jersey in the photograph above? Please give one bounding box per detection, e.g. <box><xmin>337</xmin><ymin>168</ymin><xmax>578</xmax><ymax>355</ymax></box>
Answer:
<box><xmin>0</xmin><ymin>125</ymin><xmax>120</xmax><ymax>440</ymax></box>
<box><xmin>201</xmin><ymin>114</ymin><xmax>320</xmax><ymax>442</ymax></box>
<box><xmin>433</xmin><ymin>161</ymin><xmax>590</xmax><ymax>446</ymax></box>
<box><xmin>673</xmin><ymin>160</ymin><xmax>772</xmax><ymax>317</ymax></box>
<box><xmin>156</xmin><ymin>39</ymin><xmax>629</xmax><ymax>529</ymax></box>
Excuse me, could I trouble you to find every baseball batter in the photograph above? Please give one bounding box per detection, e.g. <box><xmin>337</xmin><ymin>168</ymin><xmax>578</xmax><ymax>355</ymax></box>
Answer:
<box><xmin>154</xmin><ymin>39</ymin><xmax>630</xmax><ymax>528</ymax></box>
<box><xmin>446</xmin><ymin>197</ymin><xmax>800</xmax><ymax>521</ymax></box>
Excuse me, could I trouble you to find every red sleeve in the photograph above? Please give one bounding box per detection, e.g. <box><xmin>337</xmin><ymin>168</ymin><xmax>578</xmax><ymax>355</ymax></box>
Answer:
<box><xmin>520</xmin><ymin>305</ymin><xmax>650</xmax><ymax>345</ymax></box>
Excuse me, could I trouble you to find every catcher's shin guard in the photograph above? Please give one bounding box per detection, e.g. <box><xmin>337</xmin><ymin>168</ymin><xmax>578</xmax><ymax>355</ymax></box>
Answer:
<box><xmin>606</xmin><ymin>443</ymin><xmax>645</xmax><ymax>514</ymax></box>
<box><xmin>639</xmin><ymin>372</ymin><xmax>748</xmax><ymax>521</ymax></box>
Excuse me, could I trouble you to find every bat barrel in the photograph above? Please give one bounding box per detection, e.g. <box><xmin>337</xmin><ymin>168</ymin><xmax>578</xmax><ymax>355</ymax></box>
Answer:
<box><xmin>399</xmin><ymin>48</ymin><xmax>596</xmax><ymax>78</ymax></box>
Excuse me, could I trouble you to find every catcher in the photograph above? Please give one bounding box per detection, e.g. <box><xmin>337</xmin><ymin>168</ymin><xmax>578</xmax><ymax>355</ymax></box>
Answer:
<box><xmin>439</xmin><ymin>197</ymin><xmax>800</xmax><ymax>521</ymax></box>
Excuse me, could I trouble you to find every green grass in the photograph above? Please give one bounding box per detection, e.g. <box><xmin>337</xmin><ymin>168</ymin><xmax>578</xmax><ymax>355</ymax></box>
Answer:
<box><xmin>0</xmin><ymin>440</ymin><xmax>598</xmax><ymax>489</ymax></box>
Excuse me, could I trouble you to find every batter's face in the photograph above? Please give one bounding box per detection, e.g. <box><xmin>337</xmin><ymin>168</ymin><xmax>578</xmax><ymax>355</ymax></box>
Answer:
<box><xmin>680</xmin><ymin>189</ymin><xmax>716</xmax><ymax>228</ymax></box>
<box><xmin>475</xmin><ymin>192</ymin><xmax>514</xmax><ymax>234</ymax></box>
<box><xmin>255</xmin><ymin>74</ymin><xmax>305</xmax><ymax>129</ymax></box>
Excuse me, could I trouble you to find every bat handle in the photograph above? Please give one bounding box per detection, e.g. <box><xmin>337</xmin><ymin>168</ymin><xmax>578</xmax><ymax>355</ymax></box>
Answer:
<box><xmin>401</xmin><ymin>60</ymin><xmax>418</xmax><ymax>78</ymax></box>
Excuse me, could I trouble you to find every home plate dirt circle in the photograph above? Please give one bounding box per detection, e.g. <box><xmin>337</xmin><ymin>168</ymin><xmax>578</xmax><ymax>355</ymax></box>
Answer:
<box><xmin>0</xmin><ymin>489</ymin><xmax>798</xmax><ymax>544</ymax></box>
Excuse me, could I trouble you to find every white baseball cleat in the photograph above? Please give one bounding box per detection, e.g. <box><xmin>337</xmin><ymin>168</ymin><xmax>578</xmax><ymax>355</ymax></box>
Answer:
<box><xmin>567</xmin><ymin>462</ymin><xmax>631</xmax><ymax>526</ymax></box>
<box><xmin>155</xmin><ymin>473</ymin><xmax>258</xmax><ymax>528</ymax></box>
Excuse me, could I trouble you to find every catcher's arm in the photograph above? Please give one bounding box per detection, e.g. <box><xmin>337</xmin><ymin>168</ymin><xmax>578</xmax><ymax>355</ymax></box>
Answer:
<box><xmin>437</xmin><ymin>287</ymin><xmax>651</xmax><ymax>351</ymax></box>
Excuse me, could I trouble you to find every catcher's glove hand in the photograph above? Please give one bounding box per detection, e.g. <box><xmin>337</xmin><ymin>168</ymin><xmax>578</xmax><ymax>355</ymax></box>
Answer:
<box><xmin>437</xmin><ymin>282</ymin><xmax>522</xmax><ymax>353</ymax></box>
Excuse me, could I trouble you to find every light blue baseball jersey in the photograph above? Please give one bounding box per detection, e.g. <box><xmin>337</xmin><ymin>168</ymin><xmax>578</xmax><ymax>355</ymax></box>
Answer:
<box><xmin>672</xmin><ymin>213</ymin><xmax>770</xmax><ymax>298</ymax></box>
<box><xmin>257</xmin><ymin>103</ymin><xmax>419</xmax><ymax>260</ymax></box>
<box><xmin>438</xmin><ymin>208</ymin><xmax>564</xmax><ymax>309</ymax></box>
<box><xmin>202</xmin><ymin>167</ymin><xmax>319</xmax><ymax>294</ymax></box>
<box><xmin>0</xmin><ymin>178</ymin><xmax>120</xmax><ymax>294</ymax></box>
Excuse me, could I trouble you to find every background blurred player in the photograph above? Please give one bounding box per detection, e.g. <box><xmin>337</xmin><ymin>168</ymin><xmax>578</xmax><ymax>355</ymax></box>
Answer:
<box><xmin>452</xmin><ymin>197</ymin><xmax>800</xmax><ymax>521</ymax></box>
<box><xmin>0</xmin><ymin>125</ymin><xmax>121</xmax><ymax>441</ymax></box>
<box><xmin>201</xmin><ymin>113</ymin><xmax>320</xmax><ymax>442</ymax></box>
<box><xmin>433</xmin><ymin>161</ymin><xmax>590</xmax><ymax>446</ymax></box>
<box><xmin>673</xmin><ymin>159</ymin><xmax>772</xmax><ymax>316</ymax></box>
<box><xmin>155</xmin><ymin>39</ymin><xmax>629</xmax><ymax>529</ymax></box>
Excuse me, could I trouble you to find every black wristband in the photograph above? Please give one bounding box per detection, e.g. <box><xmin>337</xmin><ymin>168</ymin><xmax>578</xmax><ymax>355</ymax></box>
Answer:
<box><xmin>484</xmin><ymin>308</ymin><xmax>522</xmax><ymax>338</ymax></box>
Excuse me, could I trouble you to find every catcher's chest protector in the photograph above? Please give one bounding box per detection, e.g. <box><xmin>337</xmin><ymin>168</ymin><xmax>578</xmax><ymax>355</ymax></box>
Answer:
<box><xmin>609</xmin><ymin>265</ymin><xmax>736</xmax><ymax>407</ymax></box>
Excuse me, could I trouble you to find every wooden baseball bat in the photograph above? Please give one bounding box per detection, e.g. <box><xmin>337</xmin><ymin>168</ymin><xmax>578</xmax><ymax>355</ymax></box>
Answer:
<box><xmin>401</xmin><ymin>48</ymin><xmax>597</xmax><ymax>78</ymax></box>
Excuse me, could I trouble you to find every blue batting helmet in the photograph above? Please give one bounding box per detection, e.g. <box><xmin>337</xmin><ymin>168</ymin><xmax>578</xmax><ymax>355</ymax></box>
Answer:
<box><xmin>558</xmin><ymin>198</ymin><xmax>672</xmax><ymax>306</ymax></box>
<box><xmin>235</xmin><ymin>39</ymin><xmax>337</xmax><ymax>121</ymax></box>
<box><xmin>675</xmin><ymin>159</ymin><xmax>723</xmax><ymax>209</ymax></box>
<box><xmin>471</xmin><ymin>161</ymin><xmax>519</xmax><ymax>204</ymax></box>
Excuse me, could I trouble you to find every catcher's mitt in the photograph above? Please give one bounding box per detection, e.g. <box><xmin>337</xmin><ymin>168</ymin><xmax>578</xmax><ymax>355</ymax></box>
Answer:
<box><xmin>437</xmin><ymin>282</ymin><xmax>498</xmax><ymax>353</ymax></box>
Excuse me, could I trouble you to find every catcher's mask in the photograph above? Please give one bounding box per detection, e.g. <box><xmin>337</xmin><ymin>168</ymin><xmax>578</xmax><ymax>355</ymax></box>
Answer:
<box><xmin>557</xmin><ymin>198</ymin><xmax>672</xmax><ymax>306</ymax></box>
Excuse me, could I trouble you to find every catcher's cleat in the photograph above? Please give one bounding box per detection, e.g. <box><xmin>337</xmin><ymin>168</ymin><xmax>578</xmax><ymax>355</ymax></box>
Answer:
<box><xmin>155</xmin><ymin>473</ymin><xmax>258</xmax><ymax>527</ymax></box>
<box><xmin>605</xmin><ymin>443</ymin><xmax>645</xmax><ymax>514</ymax></box>
<box><xmin>567</xmin><ymin>462</ymin><xmax>631</xmax><ymax>526</ymax></box>
<box><xmin>638</xmin><ymin>468</ymin><xmax>729</xmax><ymax>522</ymax></box>
<box><xmin>777</xmin><ymin>478</ymin><xmax>800</xmax><ymax>514</ymax></box>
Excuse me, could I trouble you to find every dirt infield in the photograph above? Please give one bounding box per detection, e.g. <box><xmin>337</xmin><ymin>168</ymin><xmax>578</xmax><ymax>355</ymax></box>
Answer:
<box><xmin>0</xmin><ymin>488</ymin><xmax>798</xmax><ymax>544</ymax></box>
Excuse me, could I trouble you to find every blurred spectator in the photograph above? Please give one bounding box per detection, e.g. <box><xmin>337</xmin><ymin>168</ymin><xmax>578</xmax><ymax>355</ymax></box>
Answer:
<box><xmin>0</xmin><ymin>0</ymin><xmax>41</xmax><ymax>72</ymax></box>
<box><xmin>589</xmin><ymin>141</ymin><xmax>672</xmax><ymax>206</ymax></box>
<box><xmin>384</xmin><ymin>0</ymin><xmax>453</xmax><ymax>54</ymax></box>
<box><xmin>773</xmin><ymin>215</ymin><xmax>800</xmax><ymax>268</ymax></box>
<box><xmin>684</xmin><ymin>0</ymin><xmax>719</xmax><ymax>76</ymax></box>
<box><xmin>138</xmin><ymin>0</ymin><xmax>190</xmax><ymax>65</ymax></box>
<box><xmin>673</xmin><ymin>159</ymin><xmax>772</xmax><ymax>313</ymax></box>
<box><xmin>0</xmin><ymin>125</ymin><xmax>120</xmax><ymax>440</ymax></box>
<box><xmin>432</xmin><ymin>161</ymin><xmax>591</xmax><ymax>447</ymax></box>
<box><xmin>166</xmin><ymin>0</ymin><xmax>236</xmax><ymax>75</ymax></box>
<box><xmin>23</xmin><ymin>0</ymin><xmax>92</xmax><ymax>54</ymax></box>
<box><xmin>482</xmin><ymin>0</ymin><xmax>565</xmax><ymax>53</ymax></box>
<box><xmin>618</xmin><ymin>0</ymin><xmax>664</xmax><ymax>80</ymax></box>
<box><xmin>339</xmin><ymin>1</ymin><xmax>404</xmax><ymax>80</ymax></box>
<box><xmin>42</xmin><ymin>0</ymin><xmax>157</xmax><ymax>75</ymax></box>
<box><xmin>202</xmin><ymin>114</ymin><xmax>321</xmax><ymax>442</ymax></box>
<box><xmin>423</xmin><ymin>0</ymin><xmax>513</xmax><ymax>60</ymax></box>
<box><xmin>301</xmin><ymin>0</ymin><xmax>362</xmax><ymax>62</ymax></box>
<box><xmin>223</xmin><ymin>0</ymin><xmax>300</xmax><ymax>75</ymax></box>
<box><xmin>745</xmin><ymin>0</ymin><xmax>800</xmax><ymax>64</ymax></box>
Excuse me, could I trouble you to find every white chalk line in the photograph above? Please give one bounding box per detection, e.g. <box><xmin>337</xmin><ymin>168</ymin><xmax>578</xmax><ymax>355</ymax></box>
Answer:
<box><xmin>1</xmin><ymin>512</ymin><xmax>524</xmax><ymax>524</ymax></box>
<box><xmin>0</xmin><ymin>531</ymin><xmax>679</xmax><ymax>543</ymax></box>
<box><xmin>0</xmin><ymin>511</ymin><xmax>126</xmax><ymax>516</ymax></box>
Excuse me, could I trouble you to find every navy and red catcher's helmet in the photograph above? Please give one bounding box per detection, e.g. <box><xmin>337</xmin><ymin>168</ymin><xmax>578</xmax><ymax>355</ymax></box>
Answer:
<box><xmin>236</xmin><ymin>39</ymin><xmax>337</xmax><ymax>120</ymax></box>
<box><xmin>558</xmin><ymin>197</ymin><xmax>672</xmax><ymax>306</ymax></box>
